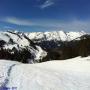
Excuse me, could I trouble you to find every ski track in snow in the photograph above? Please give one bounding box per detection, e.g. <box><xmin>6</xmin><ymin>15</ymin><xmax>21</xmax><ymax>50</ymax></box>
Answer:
<box><xmin>0</xmin><ymin>60</ymin><xmax>20</xmax><ymax>90</ymax></box>
<box><xmin>0</xmin><ymin>64</ymin><xmax>16</xmax><ymax>88</ymax></box>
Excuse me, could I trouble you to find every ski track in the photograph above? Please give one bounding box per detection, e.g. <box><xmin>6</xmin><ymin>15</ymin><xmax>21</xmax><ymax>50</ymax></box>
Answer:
<box><xmin>0</xmin><ymin>64</ymin><xmax>16</xmax><ymax>90</ymax></box>
<box><xmin>0</xmin><ymin>60</ymin><xmax>20</xmax><ymax>90</ymax></box>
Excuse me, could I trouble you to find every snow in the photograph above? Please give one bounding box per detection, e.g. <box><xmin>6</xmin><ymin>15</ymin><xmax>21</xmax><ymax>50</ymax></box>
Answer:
<box><xmin>0</xmin><ymin>30</ymin><xmax>86</xmax><ymax>44</ymax></box>
<box><xmin>0</xmin><ymin>31</ymin><xmax>47</xmax><ymax>61</ymax></box>
<box><xmin>4</xmin><ymin>31</ymin><xmax>30</xmax><ymax>47</ymax></box>
<box><xmin>34</xmin><ymin>46</ymin><xmax>47</xmax><ymax>61</ymax></box>
<box><xmin>0</xmin><ymin>32</ymin><xmax>10</xmax><ymax>43</ymax></box>
<box><xmin>67</xmin><ymin>31</ymin><xmax>86</xmax><ymax>41</ymax></box>
<box><xmin>0</xmin><ymin>31</ymin><xmax>30</xmax><ymax>47</ymax></box>
<box><xmin>26</xmin><ymin>30</ymin><xmax>86</xmax><ymax>41</ymax></box>
<box><xmin>3</xmin><ymin>44</ymin><xmax>18</xmax><ymax>50</ymax></box>
<box><xmin>58</xmin><ymin>31</ymin><xmax>68</xmax><ymax>41</ymax></box>
<box><xmin>0</xmin><ymin>30</ymin><xmax>89</xmax><ymax>89</ymax></box>
<box><xmin>29</xmin><ymin>46</ymin><xmax>47</xmax><ymax>63</ymax></box>
<box><xmin>0</xmin><ymin>57</ymin><xmax>90</xmax><ymax>90</ymax></box>
<box><xmin>0</xmin><ymin>60</ymin><xmax>20</xmax><ymax>88</ymax></box>
<box><xmin>0</xmin><ymin>30</ymin><xmax>86</xmax><ymax>47</ymax></box>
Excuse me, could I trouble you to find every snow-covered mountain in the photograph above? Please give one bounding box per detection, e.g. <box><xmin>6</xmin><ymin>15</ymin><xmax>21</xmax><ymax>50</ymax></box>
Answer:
<box><xmin>26</xmin><ymin>30</ymin><xmax>86</xmax><ymax>41</ymax></box>
<box><xmin>0</xmin><ymin>31</ymin><xmax>47</xmax><ymax>63</ymax></box>
<box><xmin>25</xmin><ymin>30</ymin><xmax>86</xmax><ymax>50</ymax></box>
<box><xmin>0</xmin><ymin>30</ymin><xmax>89</xmax><ymax>63</ymax></box>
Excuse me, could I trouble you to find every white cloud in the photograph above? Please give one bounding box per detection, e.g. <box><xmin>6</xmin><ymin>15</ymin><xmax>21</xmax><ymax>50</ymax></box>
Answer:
<box><xmin>3</xmin><ymin>26</ymin><xmax>13</xmax><ymax>29</ymax></box>
<box><xmin>1</xmin><ymin>17</ymin><xmax>59</xmax><ymax>27</ymax></box>
<box><xmin>1</xmin><ymin>17</ymin><xmax>90</xmax><ymax>32</ymax></box>
<box><xmin>55</xmin><ymin>20</ymin><xmax>90</xmax><ymax>32</ymax></box>
<box><xmin>40</xmin><ymin>0</ymin><xmax>54</xmax><ymax>9</ymax></box>
<box><xmin>2</xmin><ymin>17</ymin><xmax>34</xmax><ymax>26</ymax></box>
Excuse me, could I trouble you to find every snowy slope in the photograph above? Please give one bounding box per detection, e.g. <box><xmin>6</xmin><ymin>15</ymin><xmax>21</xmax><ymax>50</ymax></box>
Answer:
<box><xmin>26</xmin><ymin>31</ymin><xmax>86</xmax><ymax>41</ymax></box>
<box><xmin>0</xmin><ymin>57</ymin><xmax>90</xmax><ymax>90</ymax></box>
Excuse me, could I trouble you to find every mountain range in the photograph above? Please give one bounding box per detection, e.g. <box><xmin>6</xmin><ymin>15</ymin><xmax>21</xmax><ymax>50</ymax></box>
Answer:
<box><xmin>0</xmin><ymin>30</ymin><xmax>89</xmax><ymax>63</ymax></box>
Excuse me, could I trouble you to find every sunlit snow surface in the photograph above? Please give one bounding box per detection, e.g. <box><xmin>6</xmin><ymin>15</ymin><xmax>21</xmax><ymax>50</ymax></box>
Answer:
<box><xmin>0</xmin><ymin>57</ymin><xmax>90</xmax><ymax>90</ymax></box>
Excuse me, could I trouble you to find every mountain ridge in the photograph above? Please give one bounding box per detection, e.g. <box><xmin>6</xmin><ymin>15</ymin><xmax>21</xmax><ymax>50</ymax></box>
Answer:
<box><xmin>0</xmin><ymin>30</ymin><xmax>89</xmax><ymax>63</ymax></box>
<box><xmin>25</xmin><ymin>30</ymin><xmax>86</xmax><ymax>42</ymax></box>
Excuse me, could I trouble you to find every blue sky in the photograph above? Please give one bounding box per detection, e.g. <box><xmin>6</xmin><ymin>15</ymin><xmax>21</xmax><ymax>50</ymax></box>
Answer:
<box><xmin>0</xmin><ymin>0</ymin><xmax>90</xmax><ymax>32</ymax></box>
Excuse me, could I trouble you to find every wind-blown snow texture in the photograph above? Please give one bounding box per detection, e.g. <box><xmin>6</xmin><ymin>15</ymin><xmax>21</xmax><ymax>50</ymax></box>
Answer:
<box><xmin>0</xmin><ymin>57</ymin><xmax>90</xmax><ymax>90</ymax></box>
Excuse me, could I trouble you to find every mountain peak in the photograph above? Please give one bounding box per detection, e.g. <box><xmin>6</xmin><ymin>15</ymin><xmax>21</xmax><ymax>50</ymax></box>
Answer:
<box><xmin>26</xmin><ymin>30</ymin><xmax>86</xmax><ymax>41</ymax></box>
